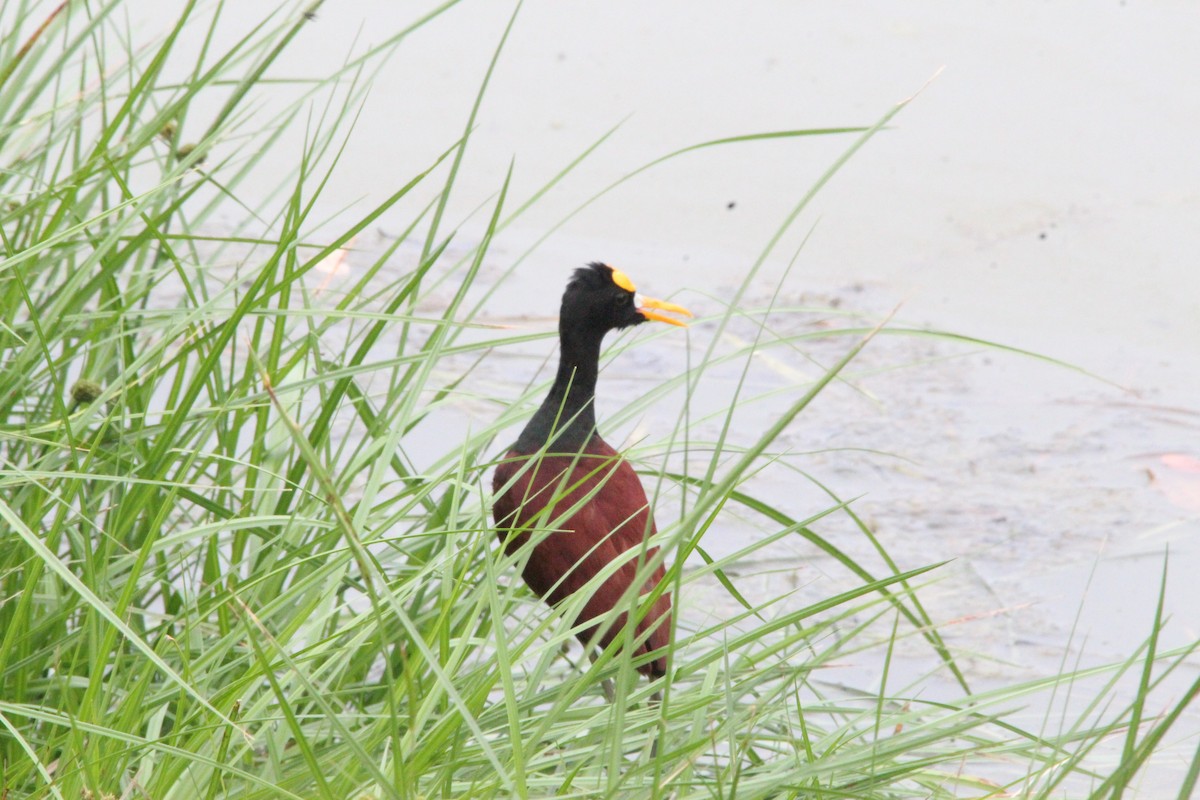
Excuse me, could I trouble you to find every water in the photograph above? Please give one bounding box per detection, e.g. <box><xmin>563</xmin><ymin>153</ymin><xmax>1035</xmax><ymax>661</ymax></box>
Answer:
<box><xmin>133</xmin><ymin>0</ymin><xmax>1200</xmax><ymax>790</ymax></box>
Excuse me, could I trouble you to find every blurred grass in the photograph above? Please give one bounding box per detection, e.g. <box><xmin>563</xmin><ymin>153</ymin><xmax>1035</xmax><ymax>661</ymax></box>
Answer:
<box><xmin>1</xmin><ymin>1</ymin><xmax>1197</xmax><ymax>798</ymax></box>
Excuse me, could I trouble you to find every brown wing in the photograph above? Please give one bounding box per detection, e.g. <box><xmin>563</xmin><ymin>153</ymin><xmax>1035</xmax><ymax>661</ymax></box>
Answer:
<box><xmin>492</xmin><ymin>440</ymin><xmax>672</xmax><ymax>677</ymax></box>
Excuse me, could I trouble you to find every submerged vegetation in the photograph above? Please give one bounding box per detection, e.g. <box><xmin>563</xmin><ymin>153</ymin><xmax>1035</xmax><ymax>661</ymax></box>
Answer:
<box><xmin>1</xmin><ymin>2</ymin><xmax>1196</xmax><ymax>798</ymax></box>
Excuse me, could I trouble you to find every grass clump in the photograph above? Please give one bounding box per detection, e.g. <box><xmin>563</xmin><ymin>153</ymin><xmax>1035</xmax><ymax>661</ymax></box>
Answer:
<box><xmin>1</xmin><ymin>2</ymin><xmax>1197</xmax><ymax>798</ymax></box>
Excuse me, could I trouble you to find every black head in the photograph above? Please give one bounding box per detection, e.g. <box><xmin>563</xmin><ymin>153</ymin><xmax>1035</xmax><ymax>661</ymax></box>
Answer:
<box><xmin>513</xmin><ymin>263</ymin><xmax>691</xmax><ymax>452</ymax></box>
<box><xmin>560</xmin><ymin>262</ymin><xmax>692</xmax><ymax>338</ymax></box>
<box><xmin>560</xmin><ymin>262</ymin><xmax>644</xmax><ymax>335</ymax></box>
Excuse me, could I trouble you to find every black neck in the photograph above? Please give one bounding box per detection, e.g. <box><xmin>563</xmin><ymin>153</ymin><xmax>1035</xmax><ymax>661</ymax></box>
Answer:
<box><xmin>515</xmin><ymin>324</ymin><xmax>604</xmax><ymax>453</ymax></box>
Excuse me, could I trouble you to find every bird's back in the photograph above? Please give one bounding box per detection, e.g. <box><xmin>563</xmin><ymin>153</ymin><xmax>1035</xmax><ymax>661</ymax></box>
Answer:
<box><xmin>492</xmin><ymin>436</ymin><xmax>672</xmax><ymax>677</ymax></box>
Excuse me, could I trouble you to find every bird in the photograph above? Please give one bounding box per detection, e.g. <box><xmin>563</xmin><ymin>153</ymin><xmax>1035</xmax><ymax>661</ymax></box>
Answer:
<box><xmin>492</xmin><ymin>262</ymin><xmax>692</xmax><ymax>682</ymax></box>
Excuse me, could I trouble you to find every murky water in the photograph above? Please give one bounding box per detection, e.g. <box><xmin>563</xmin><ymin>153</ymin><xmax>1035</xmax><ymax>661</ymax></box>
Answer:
<box><xmin>129</xmin><ymin>0</ymin><xmax>1200</xmax><ymax>790</ymax></box>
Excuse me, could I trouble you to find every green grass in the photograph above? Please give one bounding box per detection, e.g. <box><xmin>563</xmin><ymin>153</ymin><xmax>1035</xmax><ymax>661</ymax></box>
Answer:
<box><xmin>2</xmin><ymin>2</ymin><xmax>1198</xmax><ymax>798</ymax></box>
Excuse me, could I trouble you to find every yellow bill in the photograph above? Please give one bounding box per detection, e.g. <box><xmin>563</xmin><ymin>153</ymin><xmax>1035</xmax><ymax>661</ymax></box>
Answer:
<box><xmin>638</xmin><ymin>295</ymin><xmax>693</xmax><ymax>327</ymax></box>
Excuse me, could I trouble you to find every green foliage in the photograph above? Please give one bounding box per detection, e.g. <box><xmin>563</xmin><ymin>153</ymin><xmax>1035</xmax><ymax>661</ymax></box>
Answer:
<box><xmin>1</xmin><ymin>2</ymin><xmax>1195</xmax><ymax>798</ymax></box>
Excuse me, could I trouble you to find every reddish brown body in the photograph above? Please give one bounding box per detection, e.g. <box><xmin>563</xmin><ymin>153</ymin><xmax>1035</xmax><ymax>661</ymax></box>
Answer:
<box><xmin>492</xmin><ymin>436</ymin><xmax>672</xmax><ymax>678</ymax></box>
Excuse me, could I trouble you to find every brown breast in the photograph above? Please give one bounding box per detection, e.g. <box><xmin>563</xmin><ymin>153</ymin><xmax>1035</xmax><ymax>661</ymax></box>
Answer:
<box><xmin>492</xmin><ymin>437</ymin><xmax>672</xmax><ymax>677</ymax></box>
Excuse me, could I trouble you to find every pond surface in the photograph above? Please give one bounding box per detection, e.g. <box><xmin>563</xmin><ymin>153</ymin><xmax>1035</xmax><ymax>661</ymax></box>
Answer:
<box><xmin>137</xmin><ymin>0</ymin><xmax>1200</xmax><ymax>790</ymax></box>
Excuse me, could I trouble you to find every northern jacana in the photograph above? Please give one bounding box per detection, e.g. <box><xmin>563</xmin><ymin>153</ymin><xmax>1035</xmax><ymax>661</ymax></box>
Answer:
<box><xmin>492</xmin><ymin>262</ymin><xmax>691</xmax><ymax>681</ymax></box>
